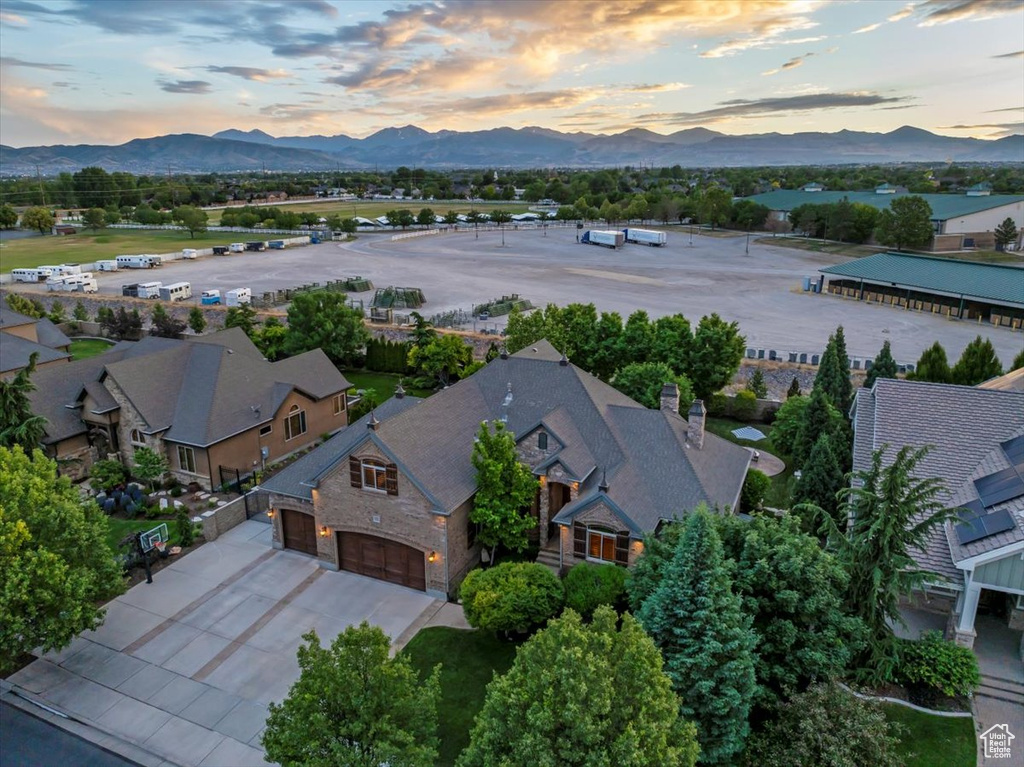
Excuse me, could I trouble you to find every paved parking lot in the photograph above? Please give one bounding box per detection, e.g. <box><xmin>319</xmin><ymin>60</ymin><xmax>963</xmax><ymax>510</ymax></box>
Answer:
<box><xmin>8</xmin><ymin>521</ymin><xmax>437</xmax><ymax>767</ymax></box>
<box><xmin>46</xmin><ymin>226</ymin><xmax>1024</xmax><ymax>364</ymax></box>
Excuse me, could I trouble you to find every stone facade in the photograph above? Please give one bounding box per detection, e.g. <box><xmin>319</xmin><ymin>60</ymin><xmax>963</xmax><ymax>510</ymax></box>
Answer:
<box><xmin>103</xmin><ymin>375</ymin><xmax>167</xmax><ymax>464</ymax></box>
<box><xmin>558</xmin><ymin>500</ymin><xmax>642</xmax><ymax>570</ymax></box>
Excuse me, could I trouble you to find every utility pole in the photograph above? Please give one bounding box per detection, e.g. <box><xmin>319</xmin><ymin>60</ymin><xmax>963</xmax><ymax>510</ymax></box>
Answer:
<box><xmin>35</xmin><ymin>165</ymin><xmax>46</xmax><ymax>206</ymax></box>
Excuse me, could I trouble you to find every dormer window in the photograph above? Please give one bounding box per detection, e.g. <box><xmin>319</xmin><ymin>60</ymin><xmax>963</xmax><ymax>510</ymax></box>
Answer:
<box><xmin>538</xmin><ymin>432</ymin><xmax>548</xmax><ymax>450</ymax></box>
<box><xmin>349</xmin><ymin>456</ymin><xmax>398</xmax><ymax>495</ymax></box>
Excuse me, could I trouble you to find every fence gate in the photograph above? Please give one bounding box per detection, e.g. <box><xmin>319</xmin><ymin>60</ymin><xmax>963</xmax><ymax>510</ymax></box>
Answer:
<box><xmin>218</xmin><ymin>465</ymin><xmax>262</xmax><ymax>518</ymax></box>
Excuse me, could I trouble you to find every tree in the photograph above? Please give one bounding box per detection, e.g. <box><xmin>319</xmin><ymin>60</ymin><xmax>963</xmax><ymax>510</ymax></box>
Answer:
<box><xmin>794</xmin><ymin>386</ymin><xmax>843</xmax><ymax>468</ymax></box>
<box><xmin>442</xmin><ymin>210</ymin><xmax>459</xmax><ymax>226</ymax></box>
<box><xmin>101</xmin><ymin>306</ymin><xmax>142</xmax><ymax>341</ymax></box>
<box><xmin>874</xmin><ymin>195</ymin><xmax>933</xmax><ymax>251</ymax></box>
<box><xmin>0</xmin><ymin>203</ymin><xmax>18</xmax><ymax>229</ymax></box>
<box><xmin>746</xmin><ymin>369</ymin><xmax>767</xmax><ymax>398</ymax></box>
<box><xmin>132</xmin><ymin>446</ymin><xmax>168</xmax><ymax>491</ymax></box>
<box><xmin>1012</xmin><ymin>347</ymin><xmax>1024</xmax><ymax>372</ymax></box>
<box><xmin>740</xmin><ymin>469</ymin><xmax>770</xmax><ymax>512</ymax></box>
<box><xmin>612</xmin><ymin>362</ymin><xmax>693</xmax><ymax>410</ymax></box>
<box><xmin>0</xmin><ymin>446</ymin><xmax>124</xmax><ymax>674</ymax></box>
<box><xmin>770</xmin><ymin>394</ymin><xmax>809</xmax><ymax>458</ymax></box>
<box><xmin>21</xmin><ymin>206</ymin><xmax>54</xmax><ymax>234</ymax></box>
<box><xmin>470</xmin><ymin>421</ymin><xmax>537</xmax><ymax>562</ymax></box>
<box><xmin>821</xmin><ymin>446</ymin><xmax>955</xmax><ymax>683</ymax></box>
<box><xmin>687</xmin><ymin>313</ymin><xmax>746</xmax><ymax>401</ymax></box>
<box><xmin>82</xmin><ymin>207</ymin><xmax>107</xmax><ymax>231</ymax></box>
<box><xmin>253</xmin><ymin>317</ymin><xmax>289</xmax><ymax>362</ymax></box>
<box><xmin>792</xmin><ymin>434</ymin><xmax>845</xmax><ymax>530</ymax></box>
<box><xmin>0</xmin><ymin>353</ymin><xmax>47</xmax><ymax>451</ymax></box>
<box><xmin>72</xmin><ymin>300</ymin><xmax>89</xmax><ymax>322</ymax></box>
<box><xmin>149</xmin><ymin>303</ymin><xmax>186</xmax><ymax>338</ymax></box>
<box><xmin>742</xmin><ymin>684</ymin><xmax>904</xmax><ymax>767</ymax></box>
<box><xmin>460</xmin><ymin>562</ymin><xmax>564</xmax><ymax>634</ymax></box>
<box><xmin>407</xmin><ymin>311</ymin><xmax>437</xmax><ymax>347</ymax></box>
<box><xmin>650</xmin><ymin>314</ymin><xmax>692</xmax><ymax>376</ymax></box>
<box><xmin>262</xmin><ymin>624</ymin><xmax>440</xmax><ymax>767</ymax></box>
<box><xmin>187</xmin><ymin>307</ymin><xmax>206</xmax><ymax>335</ymax></box>
<box><xmin>48</xmin><ymin>300</ymin><xmax>65</xmax><ymax>324</ymax></box>
<box><xmin>89</xmin><ymin>459</ymin><xmax>128</xmax><ymax>493</ymax></box>
<box><xmin>786</xmin><ymin>376</ymin><xmax>801</xmax><ymax>399</ymax></box>
<box><xmin>993</xmin><ymin>216</ymin><xmax>1019</xmax><ymax>250</ymax></box>
<box><xmin>636</xmin><ymin>507</ymin><xmax>757</xmax><ymax>765</ymax></box>
<box><xmin>416</xmin><ymin>207</ymin><xmax>435</xmax><ymax>227</ymax></box>
<box><xmin>951</xmin><ymin>335</ymin><xmax>1003</xmax><ymax>385</ymax></box>
<box><xmin>458</xmin><ymin>608</ymin><xmax>699</xmax><ymax>767</ymax></box>
<box><xmin>6</xmin><ymin>293</ymin><xmax>45</xmax><ymax>319</ymax></box>
<box><xmin>284</xmin><ymin>292</ymin><xmax>370</xmax><ymax>367</ymax></box>
<box><xmin>224</xmin><ymin>303</ymin><xmax>258</xmax><ymax>337</ymax></box>
<box><xmin>865</xmin><ymin>340</ymin><xmax>898</xmax><ymax>388</ymax></box>
<box><xmin>408</xmin><ymin>334</ymin><xmax>473</xmax><ymax>387</ymax></box>
<box><xmin>697</xmin><ymin>185</ymin><xmax>732</xmax><ymax>229</ymax></box>
<box><xmin>814</xmin><ymin>327</ymin><xmax>852</xmax><ymax>415</ymax></box>
<box><xmin>910</xmin><ymin>341</ymin><xmax>952</xmax><ymax>383</ymax></box>
<box><xmin>172</xmin><ymin>205</ymin><xmax>208</xmax><ymax>238</ymax></box>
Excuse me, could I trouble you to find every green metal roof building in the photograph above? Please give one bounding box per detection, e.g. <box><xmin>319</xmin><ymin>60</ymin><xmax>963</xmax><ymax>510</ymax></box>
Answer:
<box><xmin>819</xmin><ymin>252</ymin><xmax>1024</xmax><ymax>325</ymax></box>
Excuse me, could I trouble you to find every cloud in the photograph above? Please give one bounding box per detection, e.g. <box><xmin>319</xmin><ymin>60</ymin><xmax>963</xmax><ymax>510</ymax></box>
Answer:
<box><xmin>159</xmin><ymin>79</ymin><xmax>212</xmax><ymax>94</ymax></box>
<box><xmin>985</xmin><ymin>106</ymin><xmax>1024</xmax><ymax>113</ymax></box>
<box><xmin>627</xmin><ymin>82</ymin><xmax>691</xmax><ymax>92</ymax></box>
<box><xmin>0</xmin><ymin>56</ymin><xmax>71</xmax><ymax>70</ymax></box>
<box><xmin>0</xmin><ymin>11</ymin><xmax>28</xmax><ymax>25</ymax></box>
<box><xmin>323</xmin><ymin>52</ymin><xmax>501</xmax><ymax>92</ymax></box>
<box><xmin>414</xmin><ymin>88</ymin><xmax>602</xmax><ymax>118</ymax></box>
<box><xmin>205</xmin><ymin>66</ymin><xmax>291</xmax><ymax>81</ymax></box>
<box><xmin>699</xmin><ymin>10</ymin><xmax>822</xmax><ymax>58</ymax></box>
<box><xmin>762</xmin><ymin>52</ymin><xmax>814</xmax><ymax>76</ymax></box>
<box><xmin>917</xmin><ymin>0</ymin><xmax>1022</xmax><ymax>26</ymax></box>
<box><xmin>631</xmin><ymin>91</ymin><xmax>912</xmax><ymax>126</ymax></box>
<box><xmin>992</xmin><ymin>50</ymin><xmax>1024</xmax><ymax>59</ymax></box>
<box><xmin>938</xmin><ymin>122</ymin><xmax>1024</xmax><ymax>129</ymax></box>
<box><xmin>852</xmin><ymin>22</ymin><xmax>882</xmax><ymax>34</ymax></box>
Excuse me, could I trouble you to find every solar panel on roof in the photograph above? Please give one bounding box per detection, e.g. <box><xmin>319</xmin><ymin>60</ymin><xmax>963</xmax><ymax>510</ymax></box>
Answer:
<box><xmin>1001</xmin><ymin>435</ymin><xmax>1024</xmax><ymax>470</ymax></box>
<box><xmin>974</xmin><ymin>467</ymin><xmax>1024</xmax><ymax>508</ymax></box>
<box><xmin>955</xmin><ymin>506</ymin><xmax>1016</xmax><ymax>545</ymax></box>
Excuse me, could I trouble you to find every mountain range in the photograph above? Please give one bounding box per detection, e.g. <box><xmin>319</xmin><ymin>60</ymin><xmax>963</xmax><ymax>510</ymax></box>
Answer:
<box><xmin>1</xmin><ymin>125</ymin><xmax>1021</xmax><ymax>174</ymax></box>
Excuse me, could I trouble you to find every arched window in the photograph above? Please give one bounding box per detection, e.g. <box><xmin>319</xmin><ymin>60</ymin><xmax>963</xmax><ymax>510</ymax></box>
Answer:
<box><xmin>349</xmin><ymin>456</ymin><xmax>399</xmax><ymax>495</ymax></box>
<box><xmin>284</xmin><ymin>404</ymin><xmax>307</xmax><ymax>441</ymax></box>
<box><xmin>130</xmin><ymin>429</ymin><xmax>145</xmax><ymax>446</ymax></box>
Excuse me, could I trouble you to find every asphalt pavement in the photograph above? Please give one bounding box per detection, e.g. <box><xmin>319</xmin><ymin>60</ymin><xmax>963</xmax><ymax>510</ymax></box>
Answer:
<box><xmin>1</xmin><ymin>702</ymin><xmax>139</xmax><ymax>767</ymax></box>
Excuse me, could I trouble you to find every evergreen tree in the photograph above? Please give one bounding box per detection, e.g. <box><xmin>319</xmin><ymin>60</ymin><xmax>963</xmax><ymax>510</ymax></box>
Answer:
<box><xmin>72</xmin><ymin>300</ymin><xmax>89</xmax><ymax>322</ymax></box>
<box><xmin>149</xmin><ymin>303</ymin><xmax>186</xmax><ymax>338</ymax></box>
<box><xmin>637</xmin><ymin>507</ymin><xmax>757</xmax><ymax>765</ymax></box>
<box><xmin>187</xmin><ymin>307</ymin><xmax>206</xmax><ymax>335</ymax></box>
<box><xmin>910</xmin><ymin>341</ymin><xmax>952</xmax><ymax>383</ymax></box>
<box><xmin>794</xmin><ymin>386</ymin><xmax>841</xmax><ymax>468</ymax></box>
<box><xmin>874</xmin><ymin>195</ymin><xmax>933</xmax><ymax>250</ymax></box>
<box><xmin>864</xmin><ymin>340</ymin><xmax>898</xmax><ymax>388</ymax></box>
<box><xmin>792</xmin><ymin>434</ymin><xmax>845</xmax><ymax>531</ymax></box>
<box><xmin>815</xmin><ymin>327</ymin><xmax>852</xmax><ymax>414</ymax></box>
<box><xmin>951</xmin><ymin>335</ymin><xmax>1003</xmax><ymax>386</ymax></box>
<box><xmin>993</xmin><ymin>217</ymin><xmax>1019</xmax><ymax>249</ymax></box>
<box><xmin>786</xmin><ymin>376</ymin><xmax>801</xmax><ymax>399</ymax></box>
<box><xmin>0</xmin><ymin>353</ymin><xmax>47</xmax><ymax>451</ymax></box>
<box><xmin>224</xmin><ymin>303</ymin><xmax>258</xmax><ymax>337</ymax></box>
<box><xmin>747</xmin><ymin>369</ymin><xmax>768</xmax><ymax>398</ymax></box>
<box><xmin>1012</xmin><ymin>347</ymin><xmax>1024</xmax><ymax>372</ymax></box>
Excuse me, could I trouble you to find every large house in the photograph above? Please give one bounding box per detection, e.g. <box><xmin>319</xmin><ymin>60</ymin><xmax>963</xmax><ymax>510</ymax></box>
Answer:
<box><xmin>1</xmin><ymin>306</ymin><xmax>72</xmax><ymax>379</ymax></box>
<box><xmin>261</xmin><ymin>340</ymin><xmax>752</xmax><ymax>598</ymax></box>
<box><xmin>28</xmin><ymin>328</ymin><xmax>351</xmax><ymax>486</ymax></box>
<box><xmin>851</xmin><ymin>378</ymin><xmax>1024</xmax><ymax>650</ymax></box>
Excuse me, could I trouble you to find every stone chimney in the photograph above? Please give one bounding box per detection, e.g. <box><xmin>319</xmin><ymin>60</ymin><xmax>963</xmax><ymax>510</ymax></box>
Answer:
<box><xmin>660</xmin><ymin>382</ymin><xmax>680</xmax><ymax>414</ymax></box>
<box><xmin>687</xmin><ymin>399</ymin><xmax>706</xmax><ymax>449</ymax></box>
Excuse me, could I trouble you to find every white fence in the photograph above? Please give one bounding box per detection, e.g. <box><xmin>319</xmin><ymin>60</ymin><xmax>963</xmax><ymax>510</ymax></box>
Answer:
<box><xmin>391</xmin><ymin>229</ymin><xmax>440</xmax><ymax>242</ymax></box>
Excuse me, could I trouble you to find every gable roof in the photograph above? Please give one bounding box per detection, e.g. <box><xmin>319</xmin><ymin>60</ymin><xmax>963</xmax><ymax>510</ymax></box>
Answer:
<box><xmin>0</xmin><ymin>332</ymin><xmax>71</xmax><ymax>374</ymax></box>
<box><xmin>745</xmin><ymin>189</ymin><xmax>1024</xmax><ymax>221</ymax></box>
<box><xmin>0</xmin><ymin>306</ymin><xmax>37</xmax><ymax>329</ymax></box>
<box><xmin>852</xmin><ymin>379</ymin><xmax>1024</xmax><ymax>583</ymax></box>
<box><xmin>292</xmin><ymin>338</ymin><xmax>750</xmax><ymax>533</ymax></box>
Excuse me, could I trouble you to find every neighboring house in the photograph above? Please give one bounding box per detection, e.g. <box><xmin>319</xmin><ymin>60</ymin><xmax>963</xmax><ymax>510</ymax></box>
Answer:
<box><xmin>979</xmin><ymin>367</ymin><xmax>1024</xmax><ymax>393</ymax></box>
<box><xmin>0</xmin><ymin>306</ymin><xmax>72</xmax><ymax>379</ymax></box>
<box><xmin>851</xmin><ymin>378</ymin><xmax>1024</xmax><ymax>650</ymax></box>
<box><xmin>27</xmin><ymin>328</ymin><xmax>351</xmax><ymax>486</ymax></box>
<box><xmin>262</xmin><ymin>340</ymin><xmax>751</xmax><ymax>598</ymax></box>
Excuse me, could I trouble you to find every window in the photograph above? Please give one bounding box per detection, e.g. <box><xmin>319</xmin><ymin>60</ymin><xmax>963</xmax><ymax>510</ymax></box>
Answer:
<box><xmin>130</xmin><ymin>428</ymin><xmax>145</xmax><ymax>446</ymax></box>
<box><xmin>177</xmin><ymin>445</ymin><xmax>196</xmax><ymax>474</ymax></box>
<box><xmin>333</xmin><ymin>393</ymin><xmax>345</xmax><ymax>416</ymax></box>
<box><xmin>587</xmin><ymin>528</ymin><xmax>617</xmax><ymax>563</ymax></box>
<box><xmin>349</xmin><ymin>456</ymin><xmax>398</xmax><ymax>495</ymax></box>
<box><xmin>259</xmin><ymin>424</ymin><xmax>272</xmax><ymax>437</ymax></box>
<box><xmin>284</xmin><ymin>405</ymin><xmax>307</xmax><ymax>441</ymax></box>
<box><xmin>537</xmin><ymin>432</ymin><xmax>548</xmax><ymax>450</ymax></box>
<box><xmin>361</xmin><ymin>459</ymin><xmax>388</xmax><ymax>493</ymax></box>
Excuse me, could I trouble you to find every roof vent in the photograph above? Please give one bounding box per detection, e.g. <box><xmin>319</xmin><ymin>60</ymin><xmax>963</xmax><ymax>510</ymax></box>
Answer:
<box><xmin>395</xmin><ymin>381</ymin><xmax>405</xmax><ymax>399</ymax></box>
<box><xmin>599</xmin><ymin>468</ymin><xmax>609</xmax><ymax>493</ymax></box>
<box><xmin>559</xmin><ymin>353</ymin><xmax>569</xmax><ymax>366</ymax></box>
<box><xmin>367</xmin><ymin>410</ymin><xmax>380</xmax><ymax>430</ymax></box>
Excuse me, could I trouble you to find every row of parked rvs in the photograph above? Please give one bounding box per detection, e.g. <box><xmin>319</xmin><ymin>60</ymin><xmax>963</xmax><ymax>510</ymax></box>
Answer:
<box><xmin>118</xmin><ymin>281</ymin><xmax>252</xmax><ymax>306</ymax></box>
<box><xmin>200</xmin><ymin>288</ymin><xmax>252</xmax><ymax>306</ymax></box>
<box><xmin>580</xmin><ymin>228</ymin><xmax>668</xmax><ymax>249</ymax></box>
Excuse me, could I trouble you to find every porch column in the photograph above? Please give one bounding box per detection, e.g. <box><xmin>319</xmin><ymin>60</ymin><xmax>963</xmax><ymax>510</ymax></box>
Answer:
<box><xmin>955</xmin><ymin>579</ymin><xmax>981</xmax><ymax>649</ymax></box>
<box><xmin>538</xmin><ymin>478</ymin><xmax>551</xmax><ymax>547</ymax></box>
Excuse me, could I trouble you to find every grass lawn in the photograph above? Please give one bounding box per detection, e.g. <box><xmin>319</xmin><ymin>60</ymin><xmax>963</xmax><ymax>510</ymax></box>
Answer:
<box><xmin>401</xmin><ymin>627</ymin><xmax>517</xmax><ymax>766</ymax></box>
<box><xmin>342</xmin><ymin>369</ymin><xmax>434</xmax><ymax>399</ymax></box>
<box><xmin>883</xmin><ymin>704</ymin><xmax>976</xmax><ymax>767</ymax></box>
<box><xmin>706</xmin><ymin>416</ymin><xmax>794</xmax><ymax>508</ymax></box>
<box><xmin>0</xmin><ymin>230</ymin><xmax>230</xmax><ymax>272</ymax></box>
<box><xmin>104</xmin><ymin>516</ymin><xmax>177</xmax><ymax>551</ymax></box>
<box><xmin>208</xmin><ymin>200</ymin><xmax>532</xmax><ymax>225</ymax></box>
<box><xmin>69</xmin><ymin>338</ymin><xmax>115</xmax><ymax>360</ymax></box>
<box><xmin>755</xmin><ymin>236</ymin><xmax>1024</xmax><ymax>265</ymax></box>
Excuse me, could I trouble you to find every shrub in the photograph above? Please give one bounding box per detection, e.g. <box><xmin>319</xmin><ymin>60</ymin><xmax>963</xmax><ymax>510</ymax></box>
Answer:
<box><xmin>175</xmin><ymin>506</ymin><xmax>196</xmax><ymax>548</ymax></box>
<box><xmin>706</xmin><ymin>392</ymin><xmax>729</xmax><ymax>417</ymax></box>
<box><xmin>90</xmin><ymin>459</ymin><xmax>129</xmax><ymax>493</ymax></box>
<box><xmin>170</xmin><ymin>486</ymin><xmax>183</xmax><ymax>498</ymax></box>
<box><xmin>732</xmin><ymin>389</ymin><xmax>758</xmax><ymax>421</ymax></box>
<box><xmin>145</xmin><ymin>504</ymin><xmax>163</xmax><ymax>520</ymax></box>
<box><xmin>897</xmin><ymin>631</ymin><xmax>980</xmax><ymax>698</ymax></box>
<box><xmin>460</xmin><ymin>562</ymin><xmax>564</xmax><ymax>635</ymax></box>
<box><xmin>741</xmin><ymin>469</ymin><xmax>771</xmax><ymax>512</ymax></box>
<box><xmin>564</xmin><ymin>562</ymin><xmax>628</xmax><ymax>619</ymax></box>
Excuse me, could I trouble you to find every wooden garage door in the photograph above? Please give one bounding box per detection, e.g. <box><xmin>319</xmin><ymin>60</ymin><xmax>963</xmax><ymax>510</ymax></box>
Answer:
<box><xmin>338</xmin><ymin>532</ymin><xmax>426</xmax><ymax>591</ymax></box>
<box><xmin>282</xmin><ymin>509</ymin><xmax>318</xmax><ymax>556</ymax></box>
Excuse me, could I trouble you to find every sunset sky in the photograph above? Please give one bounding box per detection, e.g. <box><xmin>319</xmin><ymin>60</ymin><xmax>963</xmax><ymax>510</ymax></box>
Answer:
<box><xmin>1</xmin><ymin>0</ymin><xmax>1022</xmax><ymax>146</ymax></box>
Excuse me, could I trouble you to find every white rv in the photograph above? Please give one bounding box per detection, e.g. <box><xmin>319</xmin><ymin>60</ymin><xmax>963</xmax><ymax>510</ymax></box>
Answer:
<box><xmin>116</xmin><ymin>255</ymin><xmax>159</xmax><ymax>269</ymax></box>
<box><xmin>159</xmin><ymin>282</ymin><xmax>192</xmax><ymax>302</ymax></box>
<box><xmin>228</xmin><ymin>242</ymin><xmax>245</xmax><ymax>253</ymax></box>
<box><xmin>45</xmin><ymin>275</ymin><xmax>71</xmax><ymax>291</ymax></box>
<box><xmin>137</xmin><ymin>281</ymin><xmax>163</xmax><ymax>299</ymax></box>
<box><xmin>10</xmin><ymin>268</ymin><xmax>45</xmax><ymax>283</ymax></box>
<box><xmin>225</xmin><ymin>288</ymin><xmax>252</xmax><ymax>306</ymax></box>
<box><xmin>67</xmin><ymin>277</ymin><xmax>98</xmax><ymax>294</ymax></box>
<box><xmin>36</xmin><ymin>265</ymin><xmax>59</xmax><ymax>278</ymax></box>
<box><xmin>96</xmin><ymin>260</ymin><xmax>119</xmax><ymax>272</ymax></box>
<box><xmin>55</xmin><ymin>263</ymin><xmax>82</xmax><ymax>275</ymax></box>
<box><xmin>181</xmin><ymin>248</ymin><xmax>198</xmax><ymax>260</ymax></box>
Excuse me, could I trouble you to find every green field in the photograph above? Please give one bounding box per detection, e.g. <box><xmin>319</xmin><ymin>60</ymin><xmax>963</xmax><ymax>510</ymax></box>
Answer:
<box><xmin>883</xmin><ymin>704</ymin><xmax>976</xmax><ymax>767</ymax></box>
<box><xmin>0</xmin><ymin>230</ymin><xmax>228</xmax><ymax>272</ymax></box>
<box><xmin>342</xmin><ymin>369</ymin><xmax>434</xmax><ymax>399</ymax></box>
<box><xmin>104</xmin><ymin>516</ymin><xmax>178</xmax><ymax>552</ymax></box>
<box><xmin>69</xmin><ymin>338</ymin><xmax>115</xmax><ymax>360</ymax></box>
<box><xmin>208</xmin><ymin>199</ymin><xmax>532</xmax><ymax>224</ymax></box>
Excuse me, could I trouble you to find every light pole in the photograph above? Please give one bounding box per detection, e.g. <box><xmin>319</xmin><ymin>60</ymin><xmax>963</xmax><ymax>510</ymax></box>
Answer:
<box><xmin>745</xmin><ymin>229</ymin><xmax>750</xmax><ymax>255</ymax></box>
<box><xmin>689</xmin><ymin>225</ymin><xmax>694</xmax><ymax>247</ymax></box>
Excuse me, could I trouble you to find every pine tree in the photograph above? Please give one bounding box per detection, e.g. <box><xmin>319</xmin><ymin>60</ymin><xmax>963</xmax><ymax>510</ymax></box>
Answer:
<box><xmin>0</xmin><ymin>353</ymin><xmax>47</xmax><ymax>451</ymax></box>
<box><xmin>910</xmin><ymin>341</ymin><xmax>951</xmax><ymax>383</ymax></box>
<box><xmin>951</xmin><ymin>336</ymin><xmax>1003</xmax><ymax>386</ymax></box>
<box><xmin>815</xmin><ymin>327</ymin><xmax>853</xmax><ymax>414</ymax></box>
<box><xmin>188</xmin><ymin>307</ymin><xmax>206</xmax><ymax>335</ymax></box>
<box><xmin>747</xmin><ymin>368</ymin><xmax>768</xmax><ymax>398</ymax></box>
<box><xmin>786</xmin><ymin>376</ymin><xmax>801</xmax><ymax>399</ymax></box>
<box><xmin>864</xmin><ymin>340</ymin><xmax>898</xmax><ymax>389</ymax></box>
<box><xmin>794</xmin><ymin>386</ymin><xmax>841</xmax><ymax>468</ymax></box>
<box><xmin>792</xmin><ymin>434</ymin><xmax>845</xmax><ymax>532</ymax></box>
<box><xmin>637</xmin><ymin>507</ymin><xmax>757</xmax><ymax>766</ymax></box>
<box><xmin>1012</xmin><ymin>348</ymin><xmax>1024</xmax><ymax>372</ymax></box>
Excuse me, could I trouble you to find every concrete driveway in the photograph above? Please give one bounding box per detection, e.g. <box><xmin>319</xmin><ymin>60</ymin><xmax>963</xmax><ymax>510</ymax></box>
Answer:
<box><xmin>7</xmin><ymin>521</ymin><xmax>438</xmax><ymax>767</ymax></box>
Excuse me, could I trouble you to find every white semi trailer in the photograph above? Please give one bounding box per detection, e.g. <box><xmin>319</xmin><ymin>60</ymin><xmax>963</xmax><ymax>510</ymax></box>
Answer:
<box><xmin>580</xmin><ymin>230</ymin><xmax>624</xmax><ymax>248</ymax></box>
<box><xmin>622</xmin><ymin>228</ymin><xmax>667</xmax><ymax>246</ymax></box>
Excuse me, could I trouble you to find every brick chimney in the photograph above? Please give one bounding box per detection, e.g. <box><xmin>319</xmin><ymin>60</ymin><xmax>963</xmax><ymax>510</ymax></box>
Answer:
<box><xmin>660</xmin><ymin>382</ymin><xmax>680</xmax><ymax>414</ymax></box>
<box><xmin>687</xmin><ymin>399</ymin><xmax>706</xmax><ymax>449</ymax></box>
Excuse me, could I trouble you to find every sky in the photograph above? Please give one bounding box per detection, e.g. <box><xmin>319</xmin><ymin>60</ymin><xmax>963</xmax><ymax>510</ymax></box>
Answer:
<box><xmin>0</xmin><ymin>0</ymin><xmax>1022</xmax><ymax>147</ymax></box>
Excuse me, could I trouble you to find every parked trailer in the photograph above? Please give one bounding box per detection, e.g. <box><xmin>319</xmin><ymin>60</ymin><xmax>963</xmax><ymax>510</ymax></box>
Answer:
<box><xmin>225</xmin><ymin>288</ymin><xmax>252</xmax><ymax>306</ymax></box>
<box><xmin>580</xmin><ymin>230</ymin><xmax>624</xmax><ymax>249</ymax></box>
<box><xmin>212</xmin><ymin>246</ymin><xmax>229</xmax><ymax>255</ymax></box>
<box><xmin>268</xmin><ymin>240</ymin><xmax>285</xmax><ymax>249</ymax></box>
<box><xmin>46</xmin><ymin>275</ymin><xmax>72</xmax><ymax>291</ymax></box>
<box><xmin>622</xmin><ymin>228</ymin><xmax>667</xmax><ymax>246</ymax></box>
<box><xmin>159</xmin><ymin>282</ymin><xmax>192</xmax><ymax>302</ymax></box>
<box><xmin>66</xmin><ymin>278</ymin><xmax>98</xmax><ymax>294</ymax></box>
<box><xmin>55</xmin><ymin>263</ymin><xmax>82</xmax><ymax>275</ymax></box>
<box><xmin>245</xmin><ymin>241</ymin><xmax>267</xmax><ymax>252</ymax></box>
<box><xmin>122</xmin><ymin>283</ymin><xmax>140</xmax><ymax>298</ymax></box>
<box><xmin>37</xmin><ymin>265</ymin><xmax>59</xmax><ymax>277</ymax></box>
<box><xmin>200</xmin><ymin>290</ymin><xmax>221</xmax><ymax>305</ymax></box>
<box><xmin>228</xmin><ymin>242</ymin><xmax>245</xmax><ymax>253</ymax></box>
<box><xmin>96</xmin><ymin>260</ymin><xmax>119</xmax><ymax>272</ymax></box>
<box><xmin>137</xmin><ymin>281</ymin><xmax>163</xmax><ymax>299</ymax></box>
<box><xmin>11</xmin><ymin>268</ymin><xmax>45</xmax><ymax>282</ymax></box>
<box><xmin>116</xmin><ymin>255</ymin><xmax>159</xmax><ymax>269</ymax></box>
<box><xmin>182</xmin><ymin>248</ymin><xmax>198</xmax><ymax>260</ymax></box>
